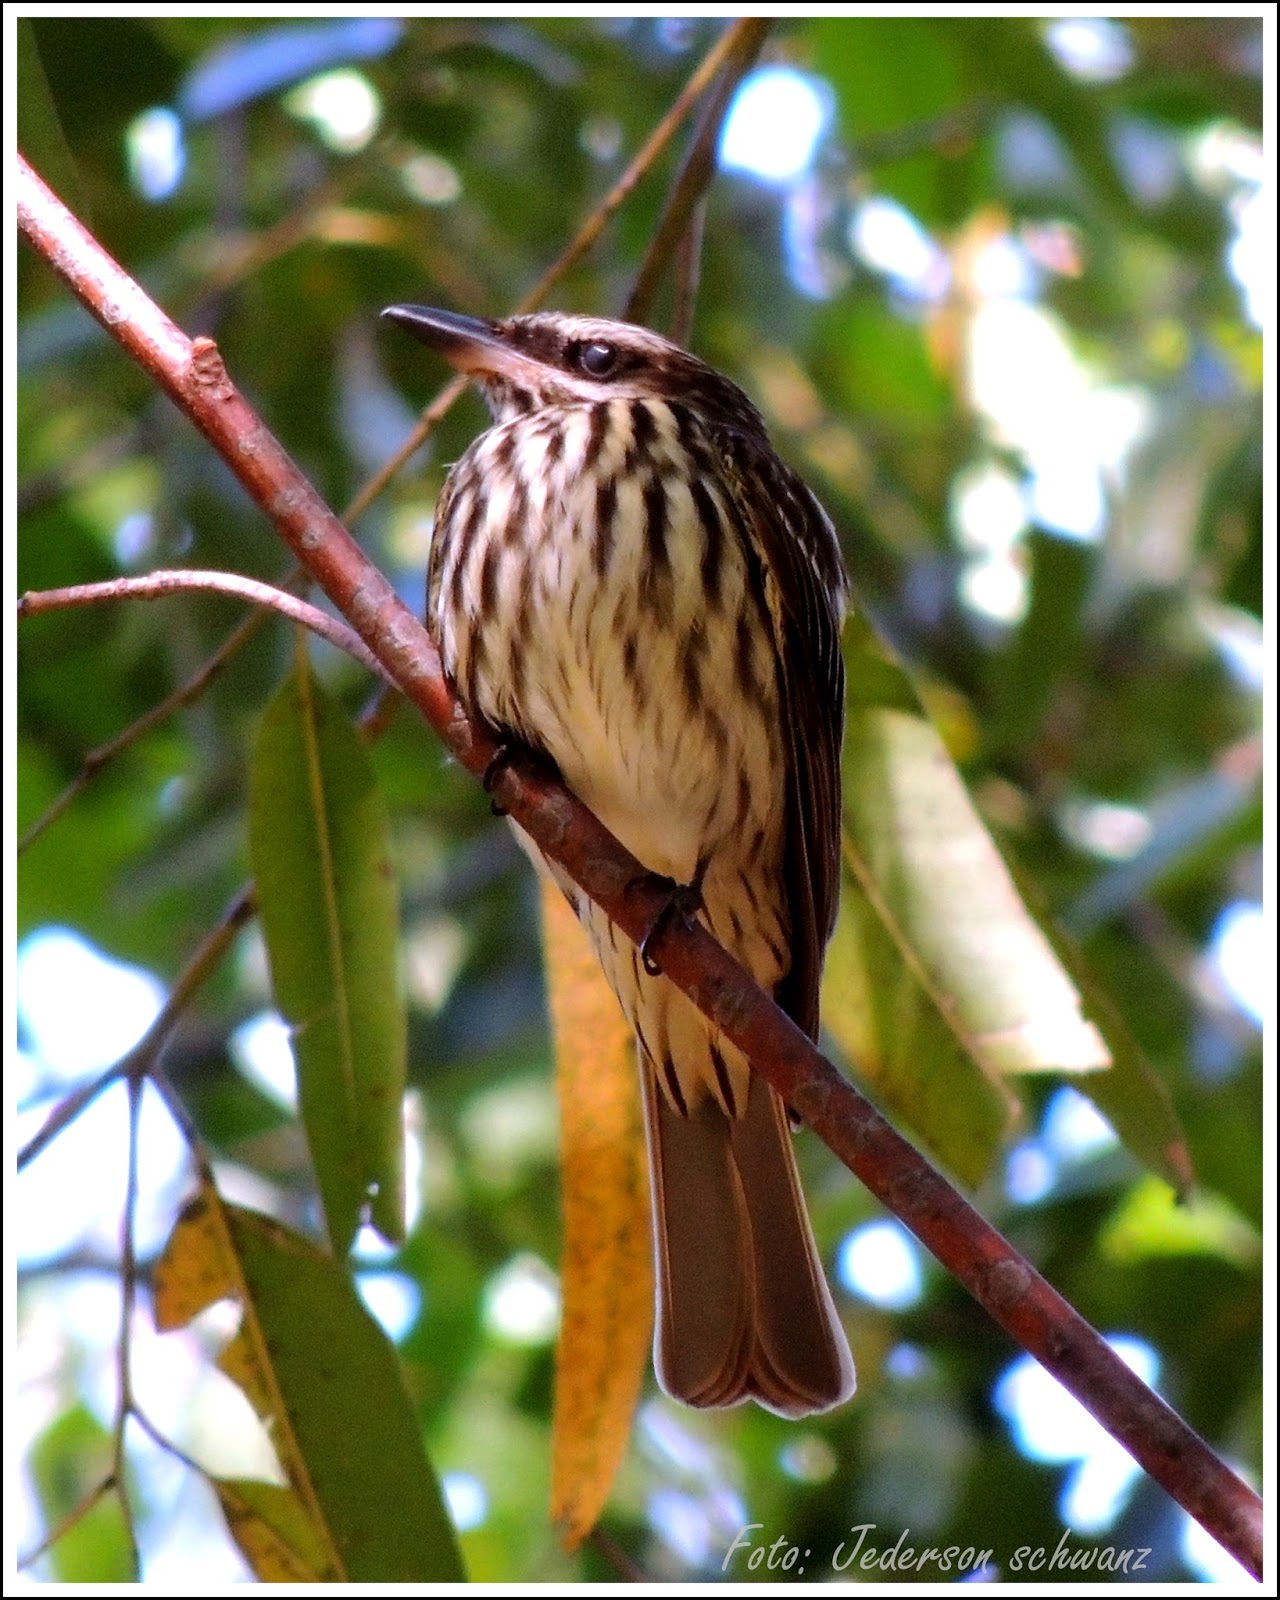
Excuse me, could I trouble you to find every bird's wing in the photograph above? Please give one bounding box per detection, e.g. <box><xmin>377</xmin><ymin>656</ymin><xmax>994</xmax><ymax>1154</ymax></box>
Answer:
<box><xmin>721</xmin><ymin>432</ymin><xmax>848</xmax><ymax>1042</ymax></box>
<box><xmin>424</xmin><ymin>463</ymin><xmax>465</xmax><ymax>627</ymax></box>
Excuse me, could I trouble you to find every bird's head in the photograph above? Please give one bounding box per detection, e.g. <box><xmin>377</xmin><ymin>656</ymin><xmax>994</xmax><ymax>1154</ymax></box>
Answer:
<box><xmin>382</xmin><ymin>305</ymin><xmax>766</xmax><ymax>434</ymax></box>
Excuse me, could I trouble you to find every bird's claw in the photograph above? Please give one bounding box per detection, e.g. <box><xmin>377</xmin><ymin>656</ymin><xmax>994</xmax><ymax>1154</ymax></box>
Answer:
<box><xmin>634</xmin><ymin>874</ymin><xmax>706</xmax><ymax>976</ymax></box>
<box><xmin>481</xmin><ymin>737</ymin><xmax>561</xmax><ymax>816</ymax></box>
<box><xmin>481</xmin><ymin>743</ymin><xmax>517</xmax><ymax>815</ymax></box>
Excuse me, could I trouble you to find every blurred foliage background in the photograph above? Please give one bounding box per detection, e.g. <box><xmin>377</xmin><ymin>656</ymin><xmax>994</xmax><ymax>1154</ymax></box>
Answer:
<box><xmin>16</xmin><ymin>14</ymin><xmax>1263</xmax><ymax>1584</ymax></box>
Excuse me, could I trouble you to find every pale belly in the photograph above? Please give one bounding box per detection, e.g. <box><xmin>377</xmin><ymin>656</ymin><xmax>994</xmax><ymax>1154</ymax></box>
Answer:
<box><xmin>433</xmin><ymin>400</ymin><xmax>787</xmax><ymax>875</ymax></box>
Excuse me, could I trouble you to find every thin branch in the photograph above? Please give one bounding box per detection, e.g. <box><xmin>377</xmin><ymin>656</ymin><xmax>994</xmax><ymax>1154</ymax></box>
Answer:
<box><xmin>17</xmin><ymin>561</ymin><xmax>395</xmax><ymax>856</ymax></box>
<box><xmin>129</xmin><ymin>1405</ymin><xmax>214</xmax><ymax>1480</ymax></box>
<box><xmin>18</xmin><ymin>923</ymin><xmax>241</xmax><ymax>1579</ymax></box>
<box><xmin>17</xmin><ymin>1478</ymin><xmax>116</xmax><ymax>1574</ymax></box>
<box><xmin>198</xmin><ymin>161</ymin><xmax>370</xmax><ymax>301</ymax></box>
<box><xmin>357</xmin><ymin>681</ymin><xmax>404</xmax><ymax>744</ymax></box>
<box><xmin>18</xmin><ymin>1067</ymin><xmax>124</xmax><ymax>1172</ymax></box>
<box><xmin>587</xmin><ymin>1526</ymin><xmax>650</xmax><ymax>1583</ymax></box>
<box><xmin>112</xmin><ymin>1073</ymin><xmax>145</xmax><ymax>1576</ymax></box>
<box><xmin>16</xmin><ymin>153</ymin><xmax>1264</xmax><ymax>1580</ymax></box>
<box><xmin>120</xmin><ymin>886</ymin><xmax>258</xmax><ymax>1142</ymax></box>
<box><xmin>18</xmin><ymin>599</ymin><xmax>278</xmax><ymax>853</ymax></box>
<box><xmin>344</xmin><ymin>372</ymin><xmax>470</xmax><ymax>522</ymax></box>
<box><xmin>19</xmin><ymin>887</ymin><xmax>254</xmax><ymax>1173</ymax></box>
<box><xmin>624</xmin><ymin>19</ymin><xmax>770</xmax><ymax>326</ymax></box>
<box><xmin>18</xmin><ymin>570</ymin><xmax>390</xmax><ymax>683</ymax></box>
<box><xmin>522</xmin><ymin>19</ymin><xmax>762</xmax><ymax>314</ymax></box>
<box><xmin>669</xmin><ymin>194</ymin><xmax>708</xmax><ymax>348</ymax></box>
<box><xmin>17</xmin><ymin>1247</ymin><xmax>129</xmax><ymax>1281</ymax></box>
<box><xmin>852</xmin><ymin>98</ymin><xmax>994</xmax><ymax>169</ymax></box>
<box><xmin>20</xmin><ymin>1078</ymin><xmax>218</xmax><ymax>1580</ymax></box>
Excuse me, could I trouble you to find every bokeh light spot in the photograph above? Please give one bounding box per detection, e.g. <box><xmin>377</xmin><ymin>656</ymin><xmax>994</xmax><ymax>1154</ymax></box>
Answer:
<box><xmin>720</xmin><ymin>66</ymin><xmax>829</xmax><ymax>185</ymax></box>
<box><xmin>837</xmin><ymin>1220</ymin><xmax>924</xmax><ymax>1310</ymax></box>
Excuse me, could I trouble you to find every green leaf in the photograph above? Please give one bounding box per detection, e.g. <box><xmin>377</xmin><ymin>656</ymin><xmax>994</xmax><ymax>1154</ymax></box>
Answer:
<box><xmin>17</xmin><ymin>21</ymin><xmax>90</xmax><ymax>228</ymax></box>
<box><xmin>248</xmin><ymin>647</ymin><xmax>406</xmax><ymax>1252</ymax></box>
<box><xmin>936</xmin><ymin>17</ymin><xmax>1131</xmax><ymax>219</ymax></box>
<box><xmin>1039</xmin><ymin>922</ymin><xmax>1195</xmax><ymax>1197</ymax></box>
<box><xmin>154</xmin><ymin>1186</ymin><xmax>466</xmax><ymax>1582</ymax></box>
<box><xmin>937</xmin><ymin>18</ymin><xmax>1229</xmax><ymax>258</ymax></box>
<box><xmin>823</xmin><ymin>859</ymin><xmax>1017</xmax><ymax>1187</ymax></box>
<box><xmin>228</xmin><ymin>1207</ymin><xmax>463</xmax><ymax>1582</ymax></box>
<box><xmin>1100</xmin><ymin>1174</ymin><xmax>1260</xmax><ymax>1268</ymax></box>
<box><xmin>828</xmin><ymin>614</ymin><xmax>1112</xmax><ymax>1182</ymax></box>
<box><xmin>810</xmin><ymin>17</ymin><xmax>974</xmax><ymax>222</ymax></box>
<box><xmin>819</xmin><ymin>299</ymin><xmax>952</xmax><ymax>427</ymax></box>
<box><xmin>212</xmin><ymin>1479</ymin><xmax>334</xmax><ymax>1582</ymax></box>
<box><xmin>987</xmin><ymin>528</ymin><xmax>1094</xmax><ymax>758</ymax></box>
<box><xmin>26</xmin><ymin>1406</ymin><xmax>133</xmax><ymax>1582</ymax></box>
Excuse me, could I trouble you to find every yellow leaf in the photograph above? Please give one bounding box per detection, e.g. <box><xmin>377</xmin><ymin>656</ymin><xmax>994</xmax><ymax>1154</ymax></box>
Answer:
<box><xmin>153</xmin><ymin>1189</ymin><xmax>278</xmax><ymax>1426</ymax></box>
<box><xmin>541</xmin><ymin>879</ymin><xmax>653</xmax><ymax>1550</ymax></box>
<box><xmin>152</xmin><ymin>1185</ymin><xmax>240</xmax><ymax>1329</ymax></box>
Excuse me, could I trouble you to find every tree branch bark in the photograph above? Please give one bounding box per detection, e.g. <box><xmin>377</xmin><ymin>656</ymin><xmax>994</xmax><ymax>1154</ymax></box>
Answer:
<box><xmin>18</xmin><ymin>571</ymin><xmax>387</xmax><ymax>680</ymax></box>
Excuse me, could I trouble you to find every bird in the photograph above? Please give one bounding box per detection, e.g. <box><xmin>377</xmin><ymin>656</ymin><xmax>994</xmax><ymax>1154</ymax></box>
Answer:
<box><xmin>383</xmin><ymin>304</ymin><xmax>855</xmax><ymax>1417</ymax></box>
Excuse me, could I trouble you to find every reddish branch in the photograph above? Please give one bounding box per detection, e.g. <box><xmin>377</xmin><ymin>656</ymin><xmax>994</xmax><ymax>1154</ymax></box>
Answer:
<box><xmin>18</xmin><ymin>571</ymin><xmax>388</xmax><ymax>680</ymax></box>
<box><xmin>16</xmin><ymin>154</ymin><xmax>1263</xmax><ymax>1578</ymax></box>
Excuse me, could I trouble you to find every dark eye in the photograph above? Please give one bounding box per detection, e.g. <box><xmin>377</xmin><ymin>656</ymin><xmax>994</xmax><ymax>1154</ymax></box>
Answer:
<box><xmin>574</xmin><ymin>341</ymin><xmax>619</xmax><ymax>379</ymax></box>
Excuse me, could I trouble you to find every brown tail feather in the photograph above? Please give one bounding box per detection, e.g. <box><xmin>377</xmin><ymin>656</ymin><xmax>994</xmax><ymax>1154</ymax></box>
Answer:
<box><xmin>644</xmin><ymin>1072</ymin><xmax>855</xmax><ymax>1418</ymax></box>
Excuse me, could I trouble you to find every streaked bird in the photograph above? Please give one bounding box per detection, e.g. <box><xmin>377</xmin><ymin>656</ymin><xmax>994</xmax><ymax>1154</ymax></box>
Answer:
<box><xmin>384</xmin><ymin>305</ymin><xmax>855</xmax><ymax>1417</ymax></box>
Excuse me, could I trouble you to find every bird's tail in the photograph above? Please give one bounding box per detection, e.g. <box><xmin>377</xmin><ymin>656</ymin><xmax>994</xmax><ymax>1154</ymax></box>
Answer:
<box><xmin>643</xmin><ymin>1070</ymin><xmax>855</xmax><ymax>1417</ymax></box>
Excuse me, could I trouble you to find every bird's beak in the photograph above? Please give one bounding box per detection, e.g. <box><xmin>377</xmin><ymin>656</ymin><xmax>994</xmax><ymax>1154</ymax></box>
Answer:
<box><xmin>381</xmin><ymin>304</ymin><xmax>514</xmax><ymax>378</ymax></box>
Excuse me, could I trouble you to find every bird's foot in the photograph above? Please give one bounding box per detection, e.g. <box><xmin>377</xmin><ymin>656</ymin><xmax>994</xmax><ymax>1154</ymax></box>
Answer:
<box><xmin>631</xmin><ymin>871</ymin><xmax>707</xmax><ymax>977</ymax></box>
<box><xmin>480</xmin><ymin>736</ymin><xmax>559</xmax><ymax>816</ymax></box>
<box><xmin>481</xmin><ymin>742</ymin><xmax>518</xmax><ymax>816</ymax></box>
